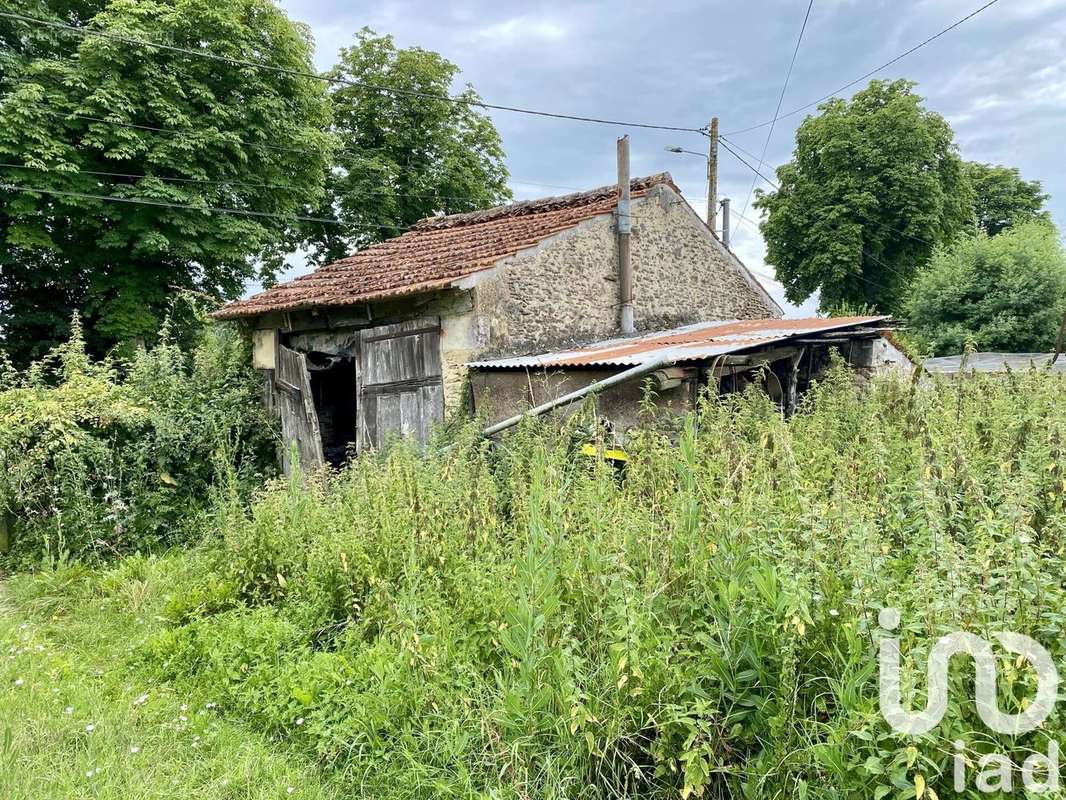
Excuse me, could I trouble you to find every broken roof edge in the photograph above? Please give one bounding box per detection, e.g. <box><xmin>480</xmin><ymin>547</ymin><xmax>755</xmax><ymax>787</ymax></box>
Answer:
<box><xmin>410</xmin><ymin>172</ymin><xmax>678</xmax><ymax>231</ymax></box>
<box><xmin>211</xmin><ymin>174</ymin><xmax>678</xmax><ymax>321</ymax></box>
<box><xmin>467</xmin><ymin>315</ymin><xmax>891</xmax><ymax>370</ymax></box>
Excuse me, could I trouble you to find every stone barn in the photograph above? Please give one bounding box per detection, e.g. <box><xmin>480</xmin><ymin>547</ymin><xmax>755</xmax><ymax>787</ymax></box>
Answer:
<box><xmin>214</xmin><ymin>172</ymin><xmax>783</xmax><ymax>467</ymax></box>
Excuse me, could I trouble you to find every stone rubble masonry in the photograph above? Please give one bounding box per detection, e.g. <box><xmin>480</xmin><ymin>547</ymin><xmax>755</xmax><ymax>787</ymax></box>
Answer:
<box><xmin>434</xmin><ymin>183</ymin><xmax>780</xmax><ymax>412</ymax></box>
<box><xmin>253</xmin><ymin>182</ymin><xmax>780</xmax><ymax>417</ymax></box>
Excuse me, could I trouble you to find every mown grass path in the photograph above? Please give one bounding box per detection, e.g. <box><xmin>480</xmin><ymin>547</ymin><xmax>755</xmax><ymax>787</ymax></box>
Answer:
<box><xmin>0</xmin><ymin>562</ymin><xmax>343</xmax><ymax>800</ymax></box>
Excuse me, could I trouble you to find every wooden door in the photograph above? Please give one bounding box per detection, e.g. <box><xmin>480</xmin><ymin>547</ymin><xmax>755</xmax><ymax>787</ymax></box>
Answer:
<box><xmin>356</xmin><ymin>318</ymin><xmax>444</xmax><ymax>451</ymax></box>
<box><xmin>276</xmin><ymin>345</ymin><xmax>325</xmax><ymax>473</ymax></box>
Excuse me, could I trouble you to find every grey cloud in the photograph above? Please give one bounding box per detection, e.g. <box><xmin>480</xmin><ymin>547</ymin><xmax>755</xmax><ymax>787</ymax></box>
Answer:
<box><xmin>272</xmin><ymin>0</ymin><xmax>1065</xmax><ymax>316</ymax></box>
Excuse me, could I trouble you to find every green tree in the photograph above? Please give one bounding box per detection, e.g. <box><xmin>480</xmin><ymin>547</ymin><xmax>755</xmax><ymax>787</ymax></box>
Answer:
<box><xmin>756</xmin><ymin>80</ymin><xmax>972</xmax><ymax>313</ymax></box>
<box><xmin>965</xmin><ymin>161</ymin><xmax>1050</xmax><ymax>236</ymax></box>
<box><xmin>906</xmin><ymin>221</ymin><xmax>1066</xmax><ymax>356</ymax></box>
<box><xmin>305</xmin><ymin>29</ymin><xmax>510</xmax><ymax>266</ymax></box>
<box><xmin>0</xmin><ymin>0</ymin><xmax>332</xmax><ymax>363</ymax></box>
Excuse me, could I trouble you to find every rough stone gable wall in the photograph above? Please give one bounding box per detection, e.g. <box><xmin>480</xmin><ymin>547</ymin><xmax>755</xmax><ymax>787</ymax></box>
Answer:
<box><xmin>474</xmin><ymin>184</ymin><xmax>779</xmax><ymax>358</ymax></box>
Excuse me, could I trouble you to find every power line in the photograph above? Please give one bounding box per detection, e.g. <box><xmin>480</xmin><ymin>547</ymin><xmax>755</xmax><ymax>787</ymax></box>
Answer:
<box><xmin>0</xmin><ymin>10</ymin><xmax>706</xmax><ymax>134</ymax></box>
<box><xmin>724</xmin><ymin>0</ymin><xmax>1002</xmax><ymax>136</ymax></box>
<box><xmin>728</xmin><ymin>211</ymin><xmax>899</xmax><ymax>299</ymax></box>
<box><xmin>2</xmin><ymin>99</ymin><xmax>586</xmax><ymax>196</ymax></box>
<box><xmin>28</xmin><ymin>105</ymin><xmax>316</xmax><ymax>157</ymax></box>
<box><xmin>0</xmin><ymin>182</ymin><xmax>394</xmax><ymax>227</ymax></box>
<box><xmin>721</xmin><ymin>146</ymin><xmax>915</xmax><ymax>291</ymax></box>
<box><xmin>719</xmin><ymin>135</ymin><xmax>936</xmax><ymax>250</ymax></box>
<box><xmin>718</xmin><ymin>138</ymin><xmax>780</xmax><ymax>190</ymax></box>
<box><xmin>0</xmin><ymin>161</ymin><xmax>559</xmax><ymax>203</ymax></box>
<box><xmin>738</xmin><ymin>0</ymin><xmax>814</xmax><ymax>226</ymax></box>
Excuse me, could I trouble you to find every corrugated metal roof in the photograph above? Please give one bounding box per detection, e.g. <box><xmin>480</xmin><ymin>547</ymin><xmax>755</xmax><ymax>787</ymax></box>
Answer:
<box><xmin>468</xmin><ymin>316</ymin><xmax>890</xmax><ymax>369</ymax></box>
<box><xmin>924</xmin><ymin>352</ymin><xmax>1066</xmax><ymax>374</ymax></box>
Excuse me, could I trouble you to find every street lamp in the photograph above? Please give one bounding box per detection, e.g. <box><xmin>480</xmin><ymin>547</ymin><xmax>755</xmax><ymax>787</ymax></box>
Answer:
<box><xmin>664</xmin><ymin>146</ymin><xmax>704</xmax><ymax>158</ymax></box>
<box><xmin>663</xmin><ymin>144</ymin><xmax>729</xmax><ymax>245</ymax></box>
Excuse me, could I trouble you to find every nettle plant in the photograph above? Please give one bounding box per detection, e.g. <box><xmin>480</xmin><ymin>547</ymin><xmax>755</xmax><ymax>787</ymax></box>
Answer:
<box><xmin>140</xmin><ymin>365</ymin><xmax>1066</xmax><ymax>799</ymax></box>
<box><xmin>0</xmin><ymin>314</ymin><xmax>276</xmax><ymax>566</ymax></box>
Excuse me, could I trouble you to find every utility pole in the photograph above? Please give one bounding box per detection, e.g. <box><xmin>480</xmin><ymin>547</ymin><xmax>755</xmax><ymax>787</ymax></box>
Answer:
<box><xmin>707</xmin><ymin>117</ymin><xmax>718</xmax><ymax>232</ymax></box>
<box><xmin>617</xmin><ymin>135</ymin><xmax>634</xmax><ymax>334</ymax></box>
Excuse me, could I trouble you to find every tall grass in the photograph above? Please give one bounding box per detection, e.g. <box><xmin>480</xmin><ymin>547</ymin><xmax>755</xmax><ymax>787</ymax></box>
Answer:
<box><xmin>139</xmin><ymin>364</ymin><xmax>1066</xmax><ymax>799</ymax></box>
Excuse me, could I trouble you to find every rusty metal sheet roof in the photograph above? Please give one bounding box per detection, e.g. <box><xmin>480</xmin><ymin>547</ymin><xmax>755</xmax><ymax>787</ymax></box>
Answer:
<box><xmin>468</xmin><ymin>316</ymin><xmax>890</xmax><ymax>369</ymax></box>
<box><xmin>213</xmin><ymin>174</ymin><xmax>678</xmax><ymax>320</ymax></box>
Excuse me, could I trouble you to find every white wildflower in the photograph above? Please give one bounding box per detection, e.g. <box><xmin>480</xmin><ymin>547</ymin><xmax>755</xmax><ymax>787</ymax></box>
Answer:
<box><xmin>295</xmin><ymin>717</ymin><xmax>304</xmax><ymax>726</ymax></box>
<box><xmin>129</xmin><ymin>745</ymin><xmax>140</xmax><ymax>754</ymax></box>
<box><xmin>64</xmin><ymin>706</ymin><xmax>74</xmax><ymax>715</ymax></box>
<box><xmin>13</xmin><ymin>678</ymin><xmax>23</xmax><ymax>687</ymax></box>
<box><xmin>85</xmin><ymin>723</ymin><xmax>95</xmax><ymax>733</ymax></box>
<box><xmin>829</xmin><ymin>609</ymin><xmax>839</xmax><ymax>617</ymax></box>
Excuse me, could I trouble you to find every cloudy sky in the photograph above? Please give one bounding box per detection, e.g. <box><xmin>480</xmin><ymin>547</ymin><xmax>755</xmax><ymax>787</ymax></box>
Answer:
<box><xmin>275</xmin><ymin>0</ymin><xmax>1066</xmax><ymax>317</ymax></box>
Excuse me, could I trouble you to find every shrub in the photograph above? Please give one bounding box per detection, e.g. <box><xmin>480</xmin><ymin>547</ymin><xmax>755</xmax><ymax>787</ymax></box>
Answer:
<box><xmin>906</xmin><ymin>220</ymin><xmax>1066</xmax><ymax>356</ymax></box>
<box><xmin>0</xmin><ymin>314</ymin><xmax>276</xmax><ymax>566</ymax></box>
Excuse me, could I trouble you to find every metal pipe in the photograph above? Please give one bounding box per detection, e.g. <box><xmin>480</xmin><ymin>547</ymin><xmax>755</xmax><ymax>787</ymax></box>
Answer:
<box><xmin>480</xmin><ymin>357</ymin><xmax>670</xmax><ymax>437</ymax></box>
<box><xmin>617</xmin><ymin>135</ymin><xmax>635</xmax><ymax>334</ymax></box>
<box><xmin>720</xmin><ymin>197</ymin><xmax>731</xmax><ymax>248</ymax></box>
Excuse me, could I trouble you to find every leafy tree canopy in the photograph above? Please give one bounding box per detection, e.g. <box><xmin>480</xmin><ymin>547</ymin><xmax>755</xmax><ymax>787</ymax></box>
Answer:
<box><xmin>305</xmin><ymin>29</ymin><xmax>511</xmax><ymax>266</ymax></box>
<box><xmin>755</xmin><ymin>79</ymin><xmax>973</xmax><ymax>314</ymax></box>
<box><xmin>0</xmin><ymin>0</ymin><xmax>333</xmax><ymax>363</ymax></box>
<box><xmin>965</xmin><ymin>161</ymin><xmax>1050</xmax><ymax>236</ymax></box>
<box><xmin>905</xmin><ymin>221</ymin><xmax>1066</xmax><ymax>356</ymax></box>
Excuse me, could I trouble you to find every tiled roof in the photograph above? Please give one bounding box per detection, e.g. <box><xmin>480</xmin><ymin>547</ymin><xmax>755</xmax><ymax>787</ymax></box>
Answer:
<box><xmin>214</xmin><ymin>173</ymin><xmax>679</xmax><ymax>320</ymax></box>
<box><xmin>467</xmin><ymin>316</ymin><xmax>891</xmax><ymax>369</ymax></box>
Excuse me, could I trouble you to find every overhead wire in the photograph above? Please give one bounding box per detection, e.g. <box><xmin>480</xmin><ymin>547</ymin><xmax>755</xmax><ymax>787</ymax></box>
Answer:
<box><xmin>720</xmin><ymin>141</ymin><xmax>912</xmax><ymax>295</ymax></box>
<box><xmin>737</xmin><ymin>0</ymin><xmax>815</xmax><ymax>225</ymax></box>
<box><xmin>0</xmin><ymin>161</ymin><xmax>576</xmax><ymax>202</ymax></box>
<box><xmin>719</xmin><ymin>135</ymin><xmax>936</xmax><ymax>250</ymax></box>
<box><xmin>0</xmin><ymin>10</ymin><xmax>707</xmax><ymax>134</ymax></box>
<box><xmin>730</xmin><ymin>207</ymin><xmax>900</xmax><ymax>297</ymax></box>
<box><xmin>0</xmin><ymin>99</ymin><xmax>586</xmax><ymax>195</ymax></box>
<box><xmin>0</xmin><ymin>182</ymin><xmax>408</xmax><ymax>228</ymax></box>
<box><xmin>723</xmin><ymin>0</ymin><xmax>1002</xmax><ymax>136</ymax></box>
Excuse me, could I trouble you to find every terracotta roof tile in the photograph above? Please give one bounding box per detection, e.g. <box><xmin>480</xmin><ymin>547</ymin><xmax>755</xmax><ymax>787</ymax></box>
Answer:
<box><xmin>214</xmin><ymin>173</ymin><xmax>678</xmax><ymax>320</ymax></box>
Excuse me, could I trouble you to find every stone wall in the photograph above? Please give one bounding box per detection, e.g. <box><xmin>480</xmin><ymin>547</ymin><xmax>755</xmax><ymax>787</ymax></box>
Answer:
<box><xmin>253</xmin><ymin>184</ymin><xmax>781</xmax><ymax>421</ymax></box>
<box><xmin>468</xmin><ymin>367</ymin><xmax>697</xmax><ymax>437</ymax></box>
<box><xmin>472</xmin><ymin>183</ymin><xmax>779</xmax><ymax>358</ymax></box>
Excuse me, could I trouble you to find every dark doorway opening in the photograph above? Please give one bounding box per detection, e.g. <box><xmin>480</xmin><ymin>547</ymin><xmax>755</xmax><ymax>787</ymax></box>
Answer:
<box><xmin>307</xmin><ymin>353</ymin><xmax>357</xmax><ymax>467</ymax></box>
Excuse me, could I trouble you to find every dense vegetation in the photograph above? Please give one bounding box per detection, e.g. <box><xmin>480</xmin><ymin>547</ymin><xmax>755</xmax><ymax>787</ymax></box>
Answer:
<box><xmin>0</xmin><ymin>563</ymin><xmax>344</xmax><ymax>799</ymax></box>
<box><xmin>756</xmin><ymin>80</ymin><xmax>974</xmax><ymax>313</ymax></box>
<box><xmin>756</xmin><ymin>79</ymin><xmax>1059</xmax><ymax>338</ymax></box>
<box><xmin>0</xmin><ymin>0</ymin><xmax>333</xmax><ymax>362</ymax></box>
<box><xmin>305</xmin><ymin>28</ymin><xmax>511</xmax><ymax>266</ymax></box>
<box><xmin>0</xmin><ymin>4</ymin><xmax>511</xmax><ymax>364</ymax></box>
<box><xmin>0</xmin><ymin>314</ymin><xmax>275</xmax><ymax>567</ymax></box>
<box><xmin>906</xmin><ymin>221</ymin><xmax>1066</xmax><ymax>356</ymax></box>
<box><xmin>5</xmin><ymin>354</ymin><xmax>1065</xmax><ymax>799</ymax></box>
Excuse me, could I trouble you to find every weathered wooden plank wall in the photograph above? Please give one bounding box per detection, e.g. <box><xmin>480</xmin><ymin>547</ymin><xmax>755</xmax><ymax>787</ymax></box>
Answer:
<box><xmin>277</xmin><ymin>345</ymin><xmax>325</xmax><ymax>473</ymax></box>
<box><xmin>356</xmin><ymin>318</ymin><xmax>444</xmax><ymax>450</ymax></box>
